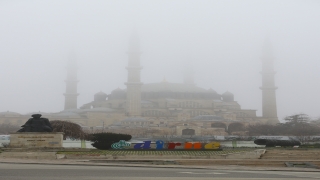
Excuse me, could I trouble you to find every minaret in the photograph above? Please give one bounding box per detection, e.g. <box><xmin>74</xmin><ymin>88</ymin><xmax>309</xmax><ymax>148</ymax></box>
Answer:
<box><xmin>183</xmin><ymin>66</ymin><xmax>195</xmax><ymax>85</ymax></box>
<box><xmin>260</xmin><ymin>40</ymin><xmax>279</xmax><ymax>124</ymax></box>
<box><xmin>64</xmin><ymin>52</ymin><xmax>79</xmax><ymax>110</ymax></box>
<box><xmin>125</xmin><ymin>31</ymin><xmax>143</xmax><ymax>116</ymax></box>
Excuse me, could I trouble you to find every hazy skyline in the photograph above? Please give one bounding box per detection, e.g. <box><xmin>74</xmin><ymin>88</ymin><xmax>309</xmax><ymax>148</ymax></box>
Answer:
<box><xmin>0</xmin><ymin>0</ymin><xmax>319</xmax><ymax>121</ymax></box>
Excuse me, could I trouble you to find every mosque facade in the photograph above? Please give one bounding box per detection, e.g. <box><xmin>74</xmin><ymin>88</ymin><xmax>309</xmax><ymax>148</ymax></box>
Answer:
<box><xmin>0</xmin><ymin>34</ymin><xmax>279</xmax><ymax>136</ymax></box>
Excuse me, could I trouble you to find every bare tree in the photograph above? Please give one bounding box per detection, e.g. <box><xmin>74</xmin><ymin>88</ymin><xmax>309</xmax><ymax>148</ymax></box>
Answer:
<box><xmin>284</xmin><ymin>114</ymin><xmax>310</xmax><ymax>125</ymax></box>
<box><xmin>247</xmin><ymin>124</ymin><xmax>280</xmax><ymax>136</ymax></box>
<box><xmin>247</xmin><ymin>114</ymin><xmax>320</xmax><ymax>141</ymax></box>
<box><xmin>169</xmin><ymin>128</ymin><xmax>176</xmax><ymax>137</ymax></box>
<box><xmin>228</xmin><ymin>123</ymin><xmax>246</xmax><ymax>135</ymax></box>
<box><xmin>50</xmin><ymin>120</ymin><xmax>87</xmax><ymax>140</ymax></box>
<box><xmin>0</xmin><ymin>123</ymin><xmax>20</xmax><ymax>134</ymax></box>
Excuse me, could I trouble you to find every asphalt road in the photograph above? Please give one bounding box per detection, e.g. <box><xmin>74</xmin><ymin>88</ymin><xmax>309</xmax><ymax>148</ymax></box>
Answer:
<box><xmin>0</xmin><ymin>163</ymin><xmax>319</xmax><ymax>180</ymax></box>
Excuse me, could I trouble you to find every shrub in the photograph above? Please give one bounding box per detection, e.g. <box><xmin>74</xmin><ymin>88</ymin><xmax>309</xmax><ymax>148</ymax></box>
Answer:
<box><xmin>1</xmin><ymin>142</ymin><xmax>10</xmax><ymax>148</ymax></box>
<box><xmin>89</xmin><ymin>132</ymin><xmax>132</xmax><ymax>150</ymax></box>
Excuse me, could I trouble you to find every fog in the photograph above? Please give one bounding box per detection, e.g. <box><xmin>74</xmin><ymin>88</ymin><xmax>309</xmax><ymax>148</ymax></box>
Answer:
<box><xmin>0</xmin><ymin>0</ymin><xmax>319</xmax><ymax>121</ymax></box>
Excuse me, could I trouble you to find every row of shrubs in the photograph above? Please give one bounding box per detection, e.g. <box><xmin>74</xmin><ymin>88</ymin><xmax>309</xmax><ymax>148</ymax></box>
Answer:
<box><xmin>89</xmin><ymin>133</ymin><xmax>132</xmax><ymax>150</ymax></box>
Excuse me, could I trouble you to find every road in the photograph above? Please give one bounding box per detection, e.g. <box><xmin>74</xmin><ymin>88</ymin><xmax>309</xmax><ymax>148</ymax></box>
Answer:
<box><xmin>0</xmin><ymin>163</ymin><xmax>319</xmax><ymax>180</ymax></box>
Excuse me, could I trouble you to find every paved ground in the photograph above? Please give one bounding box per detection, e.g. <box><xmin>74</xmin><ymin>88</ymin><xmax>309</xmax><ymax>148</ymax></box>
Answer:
<box><xmin>0</xmin><ymin>158</ymin><xmax>320</xmax><ymax>172</ymax></box>
<box><xmin>1</xmin><ymin>163</ymin><xmax>320</xmax><ymax>180</ymax></box>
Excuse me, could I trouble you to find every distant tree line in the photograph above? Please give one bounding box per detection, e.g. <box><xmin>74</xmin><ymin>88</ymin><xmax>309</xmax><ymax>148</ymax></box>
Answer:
<box><xmin>247</xmin><ymin>114</ymin><xmax>320</xmax><ymax>138</ymax></box>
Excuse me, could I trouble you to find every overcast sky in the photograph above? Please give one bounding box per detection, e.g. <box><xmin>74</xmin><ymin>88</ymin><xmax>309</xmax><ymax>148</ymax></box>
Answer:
<box><xmin>0</xmin><ymin>0</ymin><xmax>319</xmax><ymax>121</ymax></box>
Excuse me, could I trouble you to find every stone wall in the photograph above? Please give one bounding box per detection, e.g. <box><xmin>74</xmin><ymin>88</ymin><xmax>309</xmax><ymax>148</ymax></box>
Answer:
<box><xmin>9</xmin><ymin>132</ymin><xmax>63</xmax><ymax>148</ymax></box>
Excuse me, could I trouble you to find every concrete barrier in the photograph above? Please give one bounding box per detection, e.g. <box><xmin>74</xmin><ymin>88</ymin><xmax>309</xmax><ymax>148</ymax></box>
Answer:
<box><xmin>62</xmin><ymin>140</ymin><xmax>94</xmax><ymax>149</ymax></box>
<box><xmin>220</xmin><ymin>141</ymin><xmax>265</xmax><ymax>148</ymax></box>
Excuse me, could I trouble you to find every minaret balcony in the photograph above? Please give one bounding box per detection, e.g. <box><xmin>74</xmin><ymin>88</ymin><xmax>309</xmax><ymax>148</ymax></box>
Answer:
<box><xmin>64</xmin><ymin>80</ymin><xmax>79</xmax><ymax>82</ymax></box>
<box><xmin>260</xmin><ymin>71</ymin><xmax>276</xmax><ymax>74</ymax></box>
<box><xmin>63</xmin><ymin>93</ymin><xmax>79</xmax><ymax>96</ymax></box>
<box><xmin>124</xmin><ymin>82</ymin><xmax>143</xmax><ymax>85</ymax></box>
<box><xmin>126</xmin><ymin>66</ymin><xmax>143</xmax><ymax>70</ymax></box>
<box><xmin>259</xmin><ymin>86</ymin><xmax>278</xmax><ymax>90</ymax></box>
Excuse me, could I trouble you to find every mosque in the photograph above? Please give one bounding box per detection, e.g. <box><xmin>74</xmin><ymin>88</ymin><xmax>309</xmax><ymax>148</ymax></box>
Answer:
<box><xmin>0</xmin><ymin>33</ymin><xmax>279</xmax><ymax>136</ymax></box>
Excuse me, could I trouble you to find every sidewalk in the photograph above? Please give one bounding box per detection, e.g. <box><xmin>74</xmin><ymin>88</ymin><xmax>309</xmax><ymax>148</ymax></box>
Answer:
<box><xmin>0</xmin><ymin>158</ymin><xmax>319</xmax><ymax>172</ymax></box>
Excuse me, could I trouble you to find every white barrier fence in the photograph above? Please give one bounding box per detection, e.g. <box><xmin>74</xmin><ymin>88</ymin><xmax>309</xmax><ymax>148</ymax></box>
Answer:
<box><xmin>1</xmin><ymin>139</ymin><xmax>263</xmax><ymax>148</ymax></box>
<box><xmin>0</xmin><ymin>139</ymin><xmax>94</xmax><ymax>148</ymax></box>
<box><xmin>220</xmin><ymin>141</ymin><xmax>265</xmax><ymax>148</ymax></box>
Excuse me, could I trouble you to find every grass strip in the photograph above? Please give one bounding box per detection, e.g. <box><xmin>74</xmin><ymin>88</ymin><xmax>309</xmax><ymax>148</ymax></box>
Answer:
<box><xmin>57</xmin><ymin>149</ymin><xmax>249</xmax><ymax>156</ymax></box>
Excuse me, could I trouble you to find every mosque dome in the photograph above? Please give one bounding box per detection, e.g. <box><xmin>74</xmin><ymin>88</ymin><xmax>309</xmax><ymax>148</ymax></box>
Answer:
<box><xmin>207</xmin><ymin>88</ymin><xmax>217</xmax><ymax>94</ymax></box>
<box><xmin>206</xmin><ymin>88</ymin><xmax>221</xmax><ymax>100</ymax></box>
<box><xmin>112</xmin><ymin>87</ymin><xmax>124</xmax><ymax>93</ymax></box>
<box><xmin>0</xmin><ymin>111</ymin><xmax>21</xmax><ymax>117</ymax></box>
<box><xmin>222</xmin><ymin>91</ymin><xmax>234</xmax><ymax>102</ymax></box>
<box><xmin>94</xmin><ymin>91</ymin><xmax>108</xmax><ymax>102</ymax></box>
<box><xmin>141</xmin><ymin>83</ymin><xmax>207</xmax><ymax>93</ymax></box>
<box><xmin>109</xmin><ymin>88</ymin><xmax>126</xmax><ymax>100</ymax></box>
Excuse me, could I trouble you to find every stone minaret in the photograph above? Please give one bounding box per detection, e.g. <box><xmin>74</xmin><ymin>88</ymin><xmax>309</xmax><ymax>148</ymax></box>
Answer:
<box><xmin>183</xmin><ymin>66</ymin><xmax>195</xmax><ymax>85</ymax></box>
<box><xmin>125</xmin><ymin>31</ymin><xmax>143</xmax><ymax>116</ymax></box>
<box><xmin>260</xmin><ymin>40</ymin><xmax>279</xmax><ymax>124</ymax></box>
<box><xmin>64</xmin><ymin>53</ymin><xmax>79</xmax><ymax>110</ymax></box>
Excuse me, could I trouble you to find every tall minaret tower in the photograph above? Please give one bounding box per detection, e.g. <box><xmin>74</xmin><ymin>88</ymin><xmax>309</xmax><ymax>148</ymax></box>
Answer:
<box><xmin>64</xmin><ymin>52</ymin><xmax>79</xmax><ymax>110</ymax></box>
<box><xmin>260</xmin><ymin>40</ymin><xmax>279</xmax><ymax>124</ymax></box>
<box><xmin>183</xmin><ymin>66</ymin><xmax>195</xmax><ymax>85</ymax></box>
<box><xmin>125</xmin><ymin>31</ymin><xmax>143</xmax><ymax>116</ymax></box>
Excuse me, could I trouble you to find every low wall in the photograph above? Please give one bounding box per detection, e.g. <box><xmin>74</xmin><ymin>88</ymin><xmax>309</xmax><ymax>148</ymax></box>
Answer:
<box><xmin>63</xmin><ymin>140</ymin><xmax>94</xmax><ymax>149</ymax></box>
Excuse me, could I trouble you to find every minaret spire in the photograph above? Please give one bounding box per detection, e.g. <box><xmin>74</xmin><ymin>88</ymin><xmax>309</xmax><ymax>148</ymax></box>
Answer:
<box><xmin>64</xmin><ymin>52</ymin><xmax>79</xmax><ymax>110</ymax></box>
<box><xmin>183</xmin><ymin>55</ymin><xmax>195</xmax><ymax>85</ymax></box>
<box><xmin>260</xmin><ymin>39</ymin><xmax>279</xmax><ymax>124</ymax></box>
<box><xmin>183</xmin><ymin>66</ymin><xmax>195</xmax><ymax>85</ymax></box>
<box><xmin>125</xmin><ymin>30</ymin><xmax>143</xmax><ymax>116</ymax></box>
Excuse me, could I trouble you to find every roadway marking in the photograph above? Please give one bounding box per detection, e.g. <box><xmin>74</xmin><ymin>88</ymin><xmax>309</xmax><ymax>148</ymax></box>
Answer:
<box><xmin>179</xmin><ymin>171</ymin><xmax>228</xmax><ymax>175</ymax></box>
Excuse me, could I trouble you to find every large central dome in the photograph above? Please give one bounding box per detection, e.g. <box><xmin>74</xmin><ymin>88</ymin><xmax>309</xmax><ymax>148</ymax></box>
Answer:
<box><xmin>141</xmin><ymin>82</ymin><xmax>207</xmax><ymax>93</ymax></box>
<box><xmin>107</xmin><ymin>81</ymin><xmax>221</xmax><ymax>100</ymax></box>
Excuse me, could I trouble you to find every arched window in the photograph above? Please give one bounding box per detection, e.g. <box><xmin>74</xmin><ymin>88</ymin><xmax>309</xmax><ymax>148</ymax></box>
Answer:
<box><xmin>236</xmin><ymin>112</ymin><xmax>247</xmax><ymax>117</ymax></box>
<box><xmin>188</xmin><ymin>110</ymin><xmax>209</xmax><ymax>117</ymax></box>
<box><xmin>142</xmin><ymin>110</ymin><xmax>165</xmax><ymax>117</ymax></box>
<box><xmin>178</xmin><ymin>101</ymin><xmax>203</xmax><ymax>108</ymax></box>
